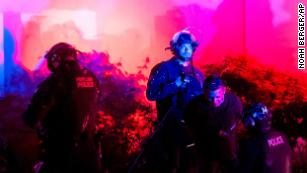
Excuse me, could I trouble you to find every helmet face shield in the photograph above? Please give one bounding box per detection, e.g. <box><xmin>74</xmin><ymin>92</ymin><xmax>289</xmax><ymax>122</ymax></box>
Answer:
<box><xmin>45</xmin><ymin>42</ymin><xmax>78</xmax><ymax>72</ymax></box>
<box><xmin>252</xmin><ymin>105</ymin><xmax>270</xmax><ymax>120</ymax></box>
<box><xmin>62</xmin><ymin>56</ymin><xmax>80</xmax><ymax>74</ymax></box>
<box><xmin>48</xmin><ymin>54</ymin><xmax>62</xmax><ymax>72</ymax></box>
<box><xmin>169</xmin><ymin>30</ymin><xmax>199</xmax><ymax>54</ymax></box>
<box><xmin>244</xmin><ymin>103</ymin><xmax>272</xmax><ymax>132</ymax></box>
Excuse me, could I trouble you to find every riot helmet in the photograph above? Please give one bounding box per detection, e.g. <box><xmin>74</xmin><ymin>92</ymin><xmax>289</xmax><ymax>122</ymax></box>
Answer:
<box><xmin>244</xmin><ymin>103</ymin><xmax>273</xmax><ymax>132</ymax></box>
<box><xmin>45</xmin><ymin>42</ymin><xmax>80</xmax><ymax>73</ymax></box>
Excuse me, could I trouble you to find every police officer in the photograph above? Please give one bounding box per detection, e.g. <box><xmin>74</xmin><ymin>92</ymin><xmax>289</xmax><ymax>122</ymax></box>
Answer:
<box><xmin>147</xmin><ymin>29</ymin><xmax>204</xmax><ymax>120</ymax></box>
<box><xmin>145</xmin><ymin>30</ymin><xmax>204</xmax><ymax>172</ymax></box>
<box><xmin>240</xmin><ymin>103</ymin><xmax>292</xmax><ymax>173</ymax></box>
<box><xmin>23</xmin><ymin>42</ymin><xmax>100</xmax><ymax>173</ymax></box>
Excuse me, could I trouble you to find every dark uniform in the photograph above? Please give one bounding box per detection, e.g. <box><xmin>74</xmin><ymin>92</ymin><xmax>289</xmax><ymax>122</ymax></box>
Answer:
<box><xmin>144</xmin><ymin>31</ymin><xmax>204</xmax><ymax>173</ymax></box>
<box><xmin>240</xmin><ymin>103</ymin><xmax>292</xmax><ymax>173</ymax></box>
<box><xmin>0</xmin><ymin>136</ymin><xmax>19</xmax><ymax>173</ymax></box>
<box><xmin>23</xmin><ymin>43</ymin><xmax>100</xmax><ymax>173</ymax></box>
<box><xmin>145</xmin><ymin>58</ymin><xmax>204</xmax><ymax>173</ymax></box>
<box><xmin>147</xmin><ymin>57</ymin><xmax>204</xmax><ymax>120</ymax></box>
<box><xmin>184</xmin><ymin>92</ymin><xmax>243</xmax><ymax>173</ymax></box>
<box><xmin>240</xmin><ymin>129</ymin><xmax>292</xmax><ymax>173</ymax></box>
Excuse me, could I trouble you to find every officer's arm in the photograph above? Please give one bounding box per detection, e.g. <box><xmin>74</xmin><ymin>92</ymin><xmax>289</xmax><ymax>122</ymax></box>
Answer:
<box><xmin>231</xmin><ymin>95</ymin><xmax>244</xmax><ymax>131</ymax></box>
<box><xmin>283</xmin><ymin>155</ymin><xmax>292</xmax><ymax>173</ymax></box>
<box><xmin>221</xmin><ymin>95</ymin><xmax>243</xmax><ymax>135</ymax></box>
<box><xmin>90</xmin><ymin>72</ymin><xmax>102</xmax><ymax>134</ymax></box>
<box><xmin>22</xmin><ymin>81</ymin><xmax>55</xmax><ymax>128</ymax></box>
<box><xmin>281</xmin><ymin>134</ymin><xmax>292</xmax><ymax>173</ymax></box>
<box><xmin>236</xmin><ymin>96</ymin><xmax>244</xmax><ymax>119</ymax></box>
<box><xmin>146</xmin><ymin>63</ymin><xmax>179</xmax><ymax>101</ymax></box>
